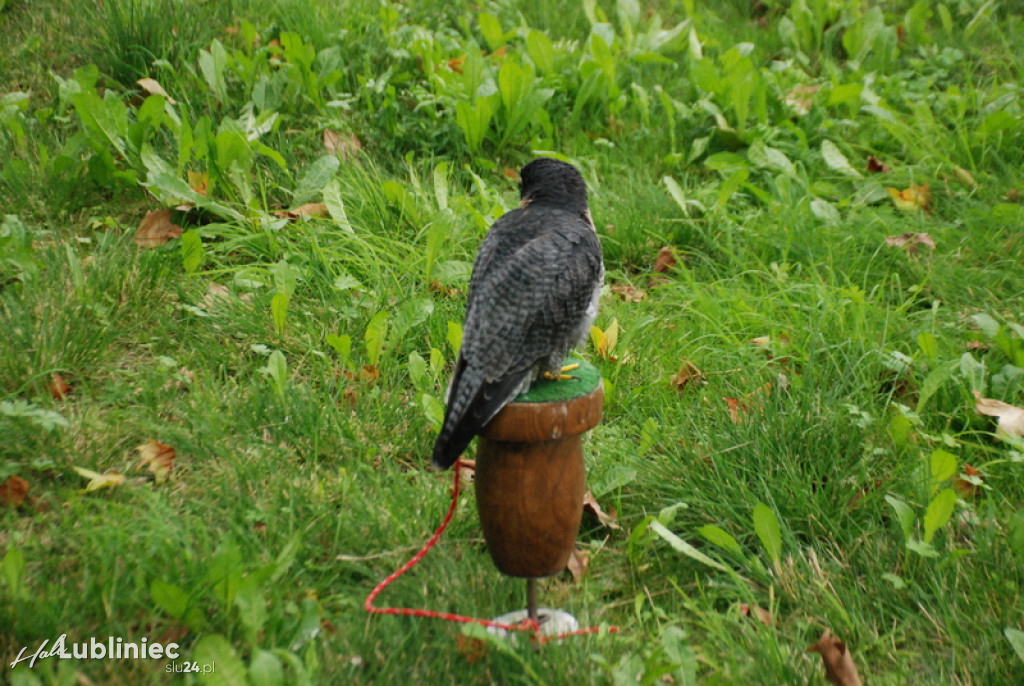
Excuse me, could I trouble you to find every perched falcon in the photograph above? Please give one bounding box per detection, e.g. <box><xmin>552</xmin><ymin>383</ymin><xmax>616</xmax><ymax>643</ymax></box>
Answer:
<box><xmin>432</xmin><ymin>158</ymin><xmax>604</xmax><ymax>470</ymax></box>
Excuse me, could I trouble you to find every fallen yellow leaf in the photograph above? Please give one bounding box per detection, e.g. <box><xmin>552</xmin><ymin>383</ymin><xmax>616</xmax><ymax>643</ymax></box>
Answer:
<box><xmin>73</xmin><ymin>467</ymin><xmax>126</xmax><ymax>492</ymax></box>
<box><xmin>887</xmin><ymin>183</ymin><xmax>932</xmax><ymax>213</ymax></box>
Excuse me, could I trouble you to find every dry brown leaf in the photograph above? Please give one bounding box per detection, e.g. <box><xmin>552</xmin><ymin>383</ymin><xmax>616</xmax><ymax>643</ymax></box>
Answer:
<box><xmin>611</xmin><ymin>283</ymin><xmax>646</xmax><ymax>303</ymax></box>
<box><xmin>136</xmin><ymin>439</ymin><xmax>175</xmax><ymax>484</ymax></box>
<box><xmin>323</xmin><ymin>129</ymin><xmax>363</xmax><ymax>159</ymax></box>
<box><xmin>724</xmin><ymin>382</ymin><xmax>773</xmax><ymax>423</ymax></box>
<box><xmin>972</xmin><ymin>390</ymin><xmax>1024</xmax><ymax>438</ymax></box>
<box><xmin>202</xmin><ymin>282</ymin><xmax>232</xmax><ymax>311</ymax></box>
<box><xmin>73</xmin><ymin>467</ymin><xmax>126</xmax><ymax>492</ymax></box>
<box><xmin>455</xmin><ymin>632</ymin><xmax>488</xmax><ymax>663</ymax></box>
<box><xmin>671</xmin><ymin>359</ymin><xmax>705</xmax><ymax>391</ymax></box>
<box><xmin>953</xmin><ymin>464</ymin><xmax>983</xmax><ymax>497</ymax></box>
<box><xmin>49</xmin><ymin>373</ymin><xmax>72</xmax><ymax>400</ymax></box>
<box><xmin>566</xmin><ymin>547</ymin><xmax>590</xmax><ymax>583</ymax></box>
<box><xmin>653</xmin><ymin>246</ymin><xmax>678</xmax><ymax>273</ymax></box>
<box><xmin>724</xmin><ymin>397</ymin><xmax>746</xmax><ymax>423</ymax></box>
<box><xmin>136</xmin><ymin>210</ymin><xmax>182</xmax><ymax>248</ymax></box>
<box><xmin>738</xmin><ymin>602</ymin><xmax>774</xmax><ymax>627</ymax></box>
<box><xmin>807</xmin><ymin>629</ymin><xmax>862</xmax><ymax>686</ymax></box>
<box><xmin>784</xmin><ymin>83</ymin><xmax>820</xmax><ymax>116</ymax></box>
<box><xmin>866</xmin><ymin>156</ymin><xmax>890</xmax><ymax>173</ymax></box>
<box><xmin>137</xmin><ymin>77</ymin><xmax>177</xmax><ymax>105</ymax></box>
<box><xmin>273</xmin><ymin>202</ymin><xmax>329</xmax><ymax>219</ymax></box>
<box><xmin>884</xmin><ymin>232</ymin><xmax>936</xmax><ymax>253</ymax></box>
<box><xmin>887</xmin><ymin>183</ymin><xmax>932</xmax><ymax>213</ymax></box>
<box><xmin>582</xmin><ymin>489</ymin><xmax>620</xmax><ymax>529</ymax></box>
<box><xmin>0</xmin><ymin>475</ymin><xmax>29</xmax><ymax>508</ymax></box>
<box><xmin>446</xmin><ymin>56</ymin><xmax>466</xmax><ymax>74</ymax></box>
<box><xmin>966</xmin><ymin>340</ymin><xmax>988</xmax><ymax>352</ymax></box>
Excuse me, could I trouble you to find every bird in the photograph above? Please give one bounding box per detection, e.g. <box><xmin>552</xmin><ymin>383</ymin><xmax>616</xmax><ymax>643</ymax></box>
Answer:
<box><xmin>432</xmin><ymin>158</ymin><xmax>604</xmax><ymax>470</ymax></box>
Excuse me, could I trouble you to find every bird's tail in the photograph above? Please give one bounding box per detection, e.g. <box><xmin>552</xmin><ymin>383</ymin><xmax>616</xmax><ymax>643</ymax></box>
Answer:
<box><xmin>431</xmin><ymin>366</ymin><xmax>529</xmax><ymax>470</ymax></box>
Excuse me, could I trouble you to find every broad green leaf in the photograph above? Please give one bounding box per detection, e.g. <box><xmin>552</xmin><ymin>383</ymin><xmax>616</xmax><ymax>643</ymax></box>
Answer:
<box><xmin>150</xmin><ymin>578</ymin><xmax>190</xmax><ymax>620</ymax></box>
<box><xmin>258</xmin><ymin>351</ymin><xmax>289</xmax><ymax>398</ymax></box>
<box><xmin>698</xmin><ymin>525</ymin><xmax>743</xmax><ymax>556</ymax></box>
<box><xmin>1006</xmin><ymin>628</ymin><xmax>1024</xmax><ymax>664</ymax></box>
<box><xmin>272</xmin><ymin>261</ymin><xmax>301</xmax><ymax>298</ymax></box>
<box><xmin>250</xmin><ymin>650</ymin><xmax>286</xmax><ymax>686</ymax></box>
<box><xmin>364</xmin><ymin>311</ymin><xmax>390</xmax><ymax>366</ymax></box>
<box><xmin>326</xmin><ymin>334</ymin><xmax>351</xmax><ymax>366</ymax></box>
<box><xmin>408</xmin><ymin>351</ymin><xmax>427</xmax><ymax>387</ymax></box>
<box><xmin>180</xmin><ymin>230</ymin><xmax>204</xmax><ymax>274</ymax></box>
<box><xmin>716</xmin><ymin>168</ymin><xmax>750</xmax><ymax>208</ymax></box>
<box><xmin>424</xmin><ymin>220</ymin><xmax>448</xmax><ymax>282</ymax></box>
<box><xmin>881</xmin><ymin>572</ymin><xmax>907</xmax><ymax>589</ymax></box>
<box><xmin>432</xmin><ymin>161</ymin><xmax>449</xmax><ymax>210</ymax></box>
<box><xmin>747</xmin><ymin>140</ymin><xmax>795</xmax><ymax>176</ymax></box>
<box><xmin>193</xmin><ymin>634</ymin><xmax>248</xmax><ymax>686</ymax></box>
<box><xmin>885</xmin><ymin>495</ymin><xmax>916</xmax><ymax>542</ymax></box>
<box><xmin>906</xmin><ymin>538</ymin><xmax>939</xmax><ymax>557</ymax></box>
<box><xmin>923</xmin><ymin>488</ymin><xmax>957</xmax><ymax>543</ymax></box>
<box><xmin>526</xmin><ymin>29</ymin><xmax>555</xmax><ymax>74</ymax></box>
<box><xmin>294</xmin><ymin>155</ymin><xmax>340</xmax><ymax>205</ymax></box>
<box><xmin>917</xmin><ymin>331</ymin><xmax>939</xmax><ymax>362</ymax></box>
<box><xmin>3</xmin><ymin>547</ymin><xmax>26</xmax><ymax>599</ymax></box>
<box><xmin>421</xmin><ymin>394</ymin><xmax>445</xmax><ymax>427</ymax></box>
<box><xmin>71</xmin><ymin>91</ymin><xmax>128</xmax><ymax>157</ymax></box>
<box><xmin>322</xmin><ymin>178</ymin><xmax>353</xmax><ymax>234</ymax></box>
<box><xmin>271</xmin><ymin>292</ymin><xmax>289</xmax><ymax>334</ymax></box>
<box><xmin>234</xmin><ymin>578</ymin><xmax>268</xmax><ymax>642</ymax></box>
<box><xmin>810</xmin><ymin>199</ymin><xmax>840</xmax><ymax>223</ymax></box>
<box><xmin>477</xmin><ymin>12</ymin><xmax>505</xmax><ymax>51</ymax></box>
<box><xmin>970</xmin><ymin>312</ymin><xmax>1001</xmax><ymax>340</ymax></box>
<box><xmin>197</xmin><ymin>40</ymin><xmax>229</xmax><ymax>101</ymax></box>
<box><xmin>959</xmin><ymin>352</ymin><xmax>986</xmax><ymax>391</ymax></box>
<box><xmin>389</xmin><ymin>298</ymin><xmax>434</xmax><ymax>350</ymax></box>
<box><xmin>929</xmin><ymin>449</ymin><xmax>958</xmax><ymax>493</ymax></box>
<box><xmin>590</xmin><ymin>464</ymin><xmax>638</xmax><ymax>497</ymax></box>
<box><xmin>916</xmin><ymin>359</ymin><xmax>957</xmax><ymax>413</ymax></box>
<box><xmin>446</xmin><ymin>321</ymin><xmax>463</xmax><ymax>356</ymax></box>
<box><xmin>752</xmin><ymin>502</ymin><xmax>782</xmax><ymax>565</ymax></box>
<box><xmin>821</xmin><ymin>139</ymin><xmax>862</xmax><ymax>178</ymax></box>
<box><xmin>663</xmin><ymin>176</ymin><xmax>704</xmax><ymax>216</ymax></box>
<box><xmin>650</xmin><ymin>520</ymin><xmax>729</xmax><ymax>572</ymax></box>
<box><xmin>455</xmin><ymin>99</ymin><xmax>494</xmax><ymax>154</ymax></box>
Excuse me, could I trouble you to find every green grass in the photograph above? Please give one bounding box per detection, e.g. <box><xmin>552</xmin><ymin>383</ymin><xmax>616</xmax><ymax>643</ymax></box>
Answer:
<box><xmin>3</xmin><ymin>0</ymin><xmax>1024</xmax><ymax>684</ymax></box>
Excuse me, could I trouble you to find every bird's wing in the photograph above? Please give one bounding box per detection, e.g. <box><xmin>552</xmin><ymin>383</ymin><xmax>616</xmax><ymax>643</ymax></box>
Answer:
<box><xmin>432</xmin><ymin>208</ymin><xmax>602</xmax><ymax>469</ymax></box>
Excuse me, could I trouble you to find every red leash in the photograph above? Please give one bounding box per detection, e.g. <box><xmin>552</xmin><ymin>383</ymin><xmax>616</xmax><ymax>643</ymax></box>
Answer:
<box><xmin>363</xmin><ymin>457</ymin><xmax>618</xmax><ymax>643</ymax></box>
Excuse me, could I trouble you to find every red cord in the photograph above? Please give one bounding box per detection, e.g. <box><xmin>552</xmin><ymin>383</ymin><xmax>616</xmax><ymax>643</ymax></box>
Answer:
<box><xmin>363</xmin><ymin>457</ymin><xmax>619</xmax><ymax>644</ymax></box>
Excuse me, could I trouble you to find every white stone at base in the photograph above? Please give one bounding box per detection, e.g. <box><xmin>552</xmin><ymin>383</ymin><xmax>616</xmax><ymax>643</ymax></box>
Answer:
<box><xmin>486</xmin><ymin>608</ymin><xmax>579</xmax><ymax>640</ymax></box>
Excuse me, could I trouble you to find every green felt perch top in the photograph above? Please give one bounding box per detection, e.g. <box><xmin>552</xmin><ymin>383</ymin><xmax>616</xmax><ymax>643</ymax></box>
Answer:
<box><xmin>515</xmin><ymin>358</ymin><xmax>602</xmax><ymax>403</ymax></box>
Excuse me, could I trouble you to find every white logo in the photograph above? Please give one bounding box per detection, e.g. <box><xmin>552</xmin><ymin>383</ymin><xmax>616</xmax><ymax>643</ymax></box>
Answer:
<box><xmin>11</xmin><ymin>635</ymin><xmax>180</xmax><ymax>669</ymax></box>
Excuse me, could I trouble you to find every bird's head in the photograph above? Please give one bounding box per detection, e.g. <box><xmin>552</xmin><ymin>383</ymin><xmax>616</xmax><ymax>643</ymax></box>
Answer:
<box><xmin>519</xmin><ymin>158</ymin><xmax>588</xmax><ymax>213</ymax></box>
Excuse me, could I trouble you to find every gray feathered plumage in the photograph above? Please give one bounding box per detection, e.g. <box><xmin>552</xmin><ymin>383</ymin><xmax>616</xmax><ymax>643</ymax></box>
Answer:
<box><xmin>432</xmin><ymin>158</ymin><xmax>604</xmax><ymax>470</ymax></box>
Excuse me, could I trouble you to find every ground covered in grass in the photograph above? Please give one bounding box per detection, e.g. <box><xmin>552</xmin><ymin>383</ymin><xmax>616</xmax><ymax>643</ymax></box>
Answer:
<box><xmin>3</xmin><ymin>0</ymin><xmax>1024</xmax><ymax>684</ymax></box>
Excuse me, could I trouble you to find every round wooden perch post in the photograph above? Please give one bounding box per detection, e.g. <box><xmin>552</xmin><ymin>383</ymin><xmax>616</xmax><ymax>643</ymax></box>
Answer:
<box><xmin>474</xmin><ymin>360</ymin><xmax>603</xmax><ymax>579</ymax></box>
